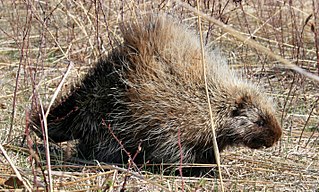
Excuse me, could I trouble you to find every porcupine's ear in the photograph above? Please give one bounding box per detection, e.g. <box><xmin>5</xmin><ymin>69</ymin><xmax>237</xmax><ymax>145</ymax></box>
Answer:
<box><xmin>230</xmin><ymin>94</ymin><xmax>252</xmax><ymax>117</ymax></box>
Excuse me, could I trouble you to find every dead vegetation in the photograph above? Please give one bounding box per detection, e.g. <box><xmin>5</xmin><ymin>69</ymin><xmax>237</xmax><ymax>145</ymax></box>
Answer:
<box><xmin>0</xmin><ymin>0</ymin><xmax>318</xmax><ymax>191</ymax></box>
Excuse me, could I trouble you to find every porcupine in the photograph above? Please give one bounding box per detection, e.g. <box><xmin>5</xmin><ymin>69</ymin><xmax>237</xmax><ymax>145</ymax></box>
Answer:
<box><xmin>31</xmin><ymin>15</ymin><xmax>282</xmax><ymax>176</ymax></box>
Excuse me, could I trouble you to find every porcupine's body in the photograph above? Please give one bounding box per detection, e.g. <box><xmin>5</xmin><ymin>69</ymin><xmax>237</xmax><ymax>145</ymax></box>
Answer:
<box><xmin>32</xmin><ymin>15</ymin><xmax>282</xmax><ymax>176</ymax></box>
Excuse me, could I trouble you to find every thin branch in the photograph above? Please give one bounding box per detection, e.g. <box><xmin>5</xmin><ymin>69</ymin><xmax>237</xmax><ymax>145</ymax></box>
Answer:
<box><xmin>196</xmin><ymin>0</ymin><xmax>224</xmax><ymax>191</ymax></box>
<box><xmin>45</xmin><ymin>61</ymin><xmax>74</xmax><ymax>117</ymax></box>
<box><xmin>8</xmin><ymin>0</ymin><xmax>33</xmax><ymax>142</ymax></box>
<box><xmin>38</xmin><ymin>61</ymin><xmax>73</xmax><ymax>191</ymax></box>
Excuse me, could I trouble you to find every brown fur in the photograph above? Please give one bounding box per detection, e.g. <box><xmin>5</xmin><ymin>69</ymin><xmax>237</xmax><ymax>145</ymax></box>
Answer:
<box><xmin>31</xmin><ymin>15</ymin><xmax>282</xmax><ymax>176</ymax></box>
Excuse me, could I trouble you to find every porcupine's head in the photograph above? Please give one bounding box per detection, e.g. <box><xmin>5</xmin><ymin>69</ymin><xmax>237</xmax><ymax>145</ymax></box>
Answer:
<box><xmin>215</xmin><ymin>86</ymin><xmax>282</xmax><ymax>151</ymax></box>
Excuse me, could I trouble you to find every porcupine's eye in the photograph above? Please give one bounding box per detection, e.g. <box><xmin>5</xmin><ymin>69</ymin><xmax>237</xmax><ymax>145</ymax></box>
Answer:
<box><xmin>255</xmin><ymin>119</ymin><xmax>265</xmax><ymax>127</ymax></box>
<box><xmin>231</xmin><ymin>109</ymin><xmax>240</xmax><ymax>117</ymax></box>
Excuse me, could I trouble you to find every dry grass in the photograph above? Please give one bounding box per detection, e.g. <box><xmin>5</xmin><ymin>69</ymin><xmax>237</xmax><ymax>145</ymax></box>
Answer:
<box><xmin>0</xmin><ymin>0</ymin><xmax>318</xmax><ymax>191</ymax></box>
